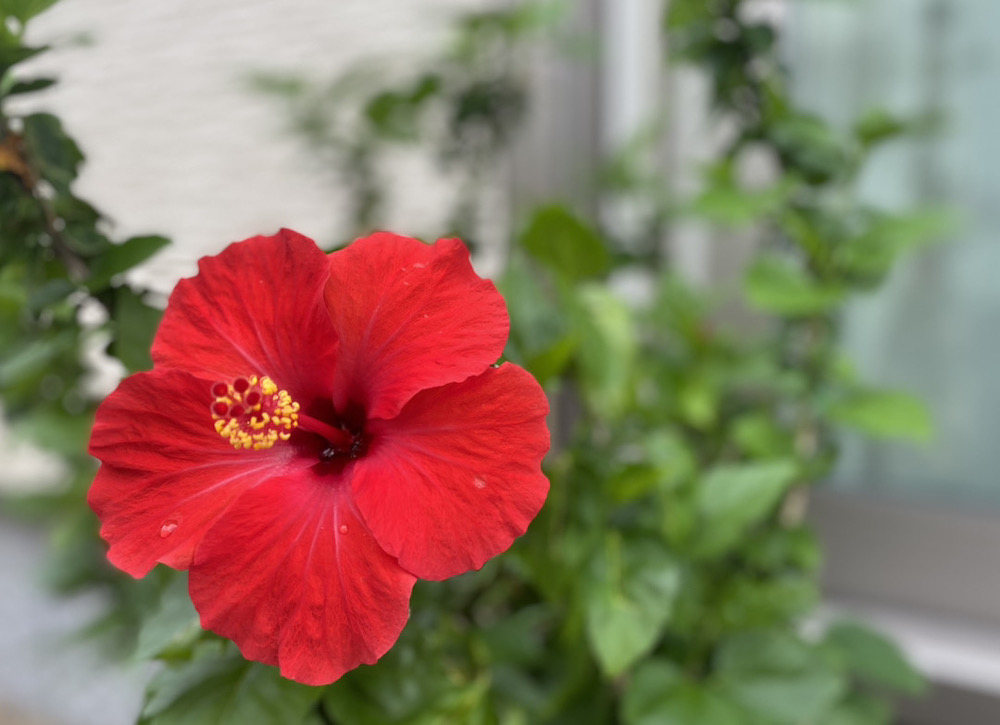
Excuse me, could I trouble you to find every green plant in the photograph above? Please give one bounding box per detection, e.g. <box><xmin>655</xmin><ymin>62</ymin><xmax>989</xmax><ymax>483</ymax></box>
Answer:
<box><xmin>0</xmin><ymin>0</ymin><xmax>173</xmax><ymax>645</ymax></box>
<box><xmin>1</xmin><ymin>1</ymin><xmax>940</xmax><ymax>723</ymax></box>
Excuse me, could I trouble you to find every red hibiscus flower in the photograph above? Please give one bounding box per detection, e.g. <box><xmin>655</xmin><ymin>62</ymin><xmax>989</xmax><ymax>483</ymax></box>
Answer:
<box><xmin>87</xmin><ymin>229</ymin><xmax>550</xmax><ymax>685</ymax></box>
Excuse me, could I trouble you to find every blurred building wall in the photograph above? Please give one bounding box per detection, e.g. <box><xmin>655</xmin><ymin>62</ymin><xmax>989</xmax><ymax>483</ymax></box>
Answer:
<box><xmin>20</xmin><ymin>0</ymin><xmax>494</xmax><ymax>296</ymax></box>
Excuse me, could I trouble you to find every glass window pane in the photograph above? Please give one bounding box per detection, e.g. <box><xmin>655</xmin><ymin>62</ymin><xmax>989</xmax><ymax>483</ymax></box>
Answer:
<box><xmin>790</xmin><ymin>0</ymin><xmax>1000</xmax><ymax>507</ymax></box>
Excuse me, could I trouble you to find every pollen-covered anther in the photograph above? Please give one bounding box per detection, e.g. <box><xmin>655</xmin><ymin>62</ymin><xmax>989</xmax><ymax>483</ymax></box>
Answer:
<box><xmin>210</xmin><ymin>375</ymin><xmax>300</xmax><ymax>450</ymax></box>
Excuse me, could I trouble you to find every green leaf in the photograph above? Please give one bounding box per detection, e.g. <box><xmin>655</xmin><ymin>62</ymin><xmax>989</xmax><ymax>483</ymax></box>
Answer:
<box><xmin>664</xmin><ymin>0</ymin><xmax>710</xmax><ymax>29</ymax></box>
<box><xmin>853</xmin><ymin>109</ymin><xmax>909</xmax><ymax>148</ymax></box>
<box><xmin>0</xmin><ymin>0</ymin><xmax>61</xmax><ymax>23</ymax></box>
<box><xmin>823</xmin><ymin>621</ymin><xmax>925</xmax><ymax>695</ymax></box>
<box><xmin>732</xmin><ymin>414</ymin><xmax>791</xmax><ymax>458</ymax></box>
<box><xmin>818</xmin><ymin>692</ymin><xmax>892</xmax><ymax>725</ymax></box>
<box><xmin>839</xmin><ymin>209</ymin><xmax>954</xmax><ymax>279</ymax></box>
<box><xmin>111</xmin><ymin>286</ymin><xmax>164</xmax><ymax>372</ymax></box>
<box><xmin>322</xmin><ymin>638</ymin><xmax>490</xmax><ymax>725</ymax></box>
<box><xmin>863</xmin><ymin>208</ymin><xmax>954</xmax><ymax>253</ymax></box>
<box><xmin>677</xmin><ymin>374</ymin><xmax>717</xmax><ymax>429</ymax></box>
<box><xmin>12</xmin><ymin>406</ymin><xmax>92</xmax><ymax>456</ymax></box>
<box><xmin>87</xmin><ymin>234</ymin><xmax>170</xmax><ymax>291</ymax></box>
<box><xmin>689</xmin><ymin>178</ymin><xmax>793</xmax><ymax>228</ymax></box>
<box><xmin>770</xmin><ymin>113</ymin><xmax>846</xmax><ymax>185</ymax></box>
<box><xmin>716</xmin><ymin>631</ymin><xmax>846</xmax><ymax>725</ymax></box>
<box><xmin>499</xmin><ymin>255</ymin><xmax>566</xmax><ymax>357</ymax></box>
<box><xmin>524</xmin><ymin>334</ymin><xmax>577</xmax><ymax>386</ymax></box>
<box><xmin>746</xmin><ymin>254</ymin><xmax>845</xmax><ymax>315</ymax></box>
<box><xmin>827</xmin><ymin>389</ymin><xmax>932</xmax><ymax>442</ymax></box>
<box><xmin>519</xmin><ymin>205</ymin><xmax>610</xmax><ymax>282</ymax></box>
<box><xmin>574</xmin><ymin>284</ymin><xmax>636</xmax><ymax>419</ymax></box>
<box><xmin>0</xmin><ymin>329</ymin><xmax>76</xmax><ymax>388</ymax></box>
<box><xmin>134</xmin><ymin>574</ymin><xmax>202</xmax><ymax>662</ymax></box>
<box><xmin>27</xmin><ymin>277</ymin><xmax>75</xmax><ymax>310</ymax></box>
<box><xmin>0</xmin><ymin>43</ymin><xmax>45</xmax><ymax>78</ymax></box>
<box><xmin>4</xmin><ymin>76</ymin><xmax>56</xmax><ymax>96</ymax></box>
<box><xmin>478</xmin><ymin>604</ymin><xmax>550</xmax><ymax>666</ymax></box>
<box><xmin>22</xmin><ymin>112</ymin><xmax>84</xmax><ymax>194</ymax></box>
<box><xmin>585</xmin><ymin>537</ymin><xmax>681</xmax><ymax>677</ymax></box>
<box><xmin>623</xmin><ymin>659</ymin><xmax>745</xmax><ymax>725</ymax></box>
<box><xmin>139</xmin><ymin>642</ymin><xmax>321</xmax><ymax>725</ymax></box>
<box><xmin>694</xmin><ymin>459</ymin><xmax>798</xmax><ymax>556</ymax></box>
<box><xmin>610</xmin><ymin>429</ymin><xmax>695</xmax><ymax>504</ymax></box>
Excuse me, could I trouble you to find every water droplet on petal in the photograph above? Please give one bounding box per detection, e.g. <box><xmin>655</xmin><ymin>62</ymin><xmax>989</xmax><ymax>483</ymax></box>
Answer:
<box><xmin>473</xmin><ymin>476</ymin><xmax>487</xmax><ymax>490</ymax></box>
<box><xmin>413</xmin><ymin>262</ymin><xmax>426</xmax><ymax>269</ymax></box>
<box><xmin>339</xmin><ymin>524</ymin><xmax>349</xmax><ymax>534</ymax></box>
<box><xmin>160</xmin><ymin>520</ymin><xmax>179</xmax><ymax>538</ymax></box>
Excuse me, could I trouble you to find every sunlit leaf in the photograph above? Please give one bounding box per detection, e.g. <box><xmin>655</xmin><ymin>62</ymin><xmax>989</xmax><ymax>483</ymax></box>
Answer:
<box><xmin>827</xmin><ymin>390</ymin><xmax>932</xmax><ymax>442</ymax></box>
<box><xmin>746</xmin><ymin>254</ymin><xmax>845</xmax><ymax>315</ymax></box>
<box><xmin>0</xmin><ymin>0</ymin><xmax>61</xmax><ymax>24</ymax></box>
<box><xmin>575</xmin><ymin>284</ymin><xmax>636</xmax><ymax>418</ymax></box>
<box><xmin>694</xmin><ymin>459</ymin><xmax>798</xmax><ymax>556</ymax></box>
<box><xmin>585</xmin><ymin>536</ymin><xmax>681</xmax><ymax>677</ymax></box>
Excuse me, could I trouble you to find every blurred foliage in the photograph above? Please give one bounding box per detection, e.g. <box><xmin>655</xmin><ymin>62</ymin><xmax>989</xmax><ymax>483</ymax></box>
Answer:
<box><xmin>0</xmin><ymin>0</ymin><xmax>171</xmax><ymax>648</ymax></box>
<box><xmin>1</xmin><ymin>1</ymin><xmax>943</xmax><ymax>724</ymax></box>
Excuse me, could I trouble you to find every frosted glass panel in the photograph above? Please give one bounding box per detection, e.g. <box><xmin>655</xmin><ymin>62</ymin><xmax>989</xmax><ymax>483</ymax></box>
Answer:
<box><xmin>789</xmin><ymin>0</ymin><xmax>1000</xmax><ymax>507</ymax></box>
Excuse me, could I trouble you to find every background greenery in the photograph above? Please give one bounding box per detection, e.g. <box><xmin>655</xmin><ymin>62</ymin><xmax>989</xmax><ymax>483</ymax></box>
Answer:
<box><xmin>0</xmin><ymin>1</ymin><xmax>941</xmax><ymax>723</ymax></box>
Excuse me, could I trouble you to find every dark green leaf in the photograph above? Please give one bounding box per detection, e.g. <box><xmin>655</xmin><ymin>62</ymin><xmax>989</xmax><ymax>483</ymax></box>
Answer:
<box><xmin>524</xmin><ymin>334</ymin><xmax>577</xmax><ymax>386</ymax></box>
<box><xmin>519</xmin><ymin>205</ymin><xmax>610</xmax><ymax>282</ymax></box>
<box><xmin>0</xmin><ymin>43</ymin><xmax>45</xmax><ymax>77</ymax></box>
<box><xmin>623</xmin><ymin>661</ymin><xmax>745</xmax><ymax>725</ymax></box>
<box><xmin>0</xmin><ymin>329</ymin><xmax>76</xmax><ymax>388</ymax></box>
<box><xmin>26</xmin><ymin>278</ymin><xmax>75</xmax><ymax>310</ymax></box>
<box><xmin>853</xmin><ymin>109</ymin><xmax>909</xmax><ymax>148</ymax></box>
<box><xmin>716</xmin><ymin>631</ymin><xmax>845</xmax><ymax>725</ymax></box>
<box><xmin>818</xmin><ymin>692</ymin><xmax>892</xmax><ymax>725</ymax></box>
<box><xmin>111</xmin><ymin>285</ymin><xmax>163</xmax><ymax>372</ymax></box>
<box><xmin>134</xmin><ymin>573</ymin><xmax>202</xmax><ymax>661</ymax></box>
<box><xmin>22</xmin><ymin>112</ymin><xmax>84</xmax><ymax>194</ymax></box>
<box><xmin>770</xmin><ymin>113</ymin><xmax>846</xmax><ymax>185</ymax></box>
<box><xmin>87</xmin><ymin>234</ymin><xmax>170</xmax><ymax>291</ymax></box>
<box><xmin>139</xmin><ymin>643</ymin><xmax>321</xmax><ymax>725</ymax></box>
<box><xmin>5</xmin><ymin>76</ymin><xmax>56</xmax><ymax>96</ymax></box>
<box><xmin>823</xmin><ymin>621</ymin><xmax>925</xmax><ymax>695</ymax></box>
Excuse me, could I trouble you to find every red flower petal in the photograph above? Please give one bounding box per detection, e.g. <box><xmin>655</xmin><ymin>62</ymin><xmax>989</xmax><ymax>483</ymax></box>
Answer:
<box><xmin>152</xmin><ymin>229</ymin><xmax>338</xmax><ymax>400</ymax></box>
<box><xmin>189</xmin><ymin>473</ymin><xmax>416</xmax><ymax>686</ymax></box>
<box><xmin>88</xmin><ymin>369</ymin><xmax>297</xmax><ymax>577</ymax></box>
<box><xmin>353</xmin><ymin>363</ymin><xmax>550</xmax><ymax>581</ymax></box>
<box><xmin>325</xmin><ymin>233</ymin><xmax>509</xmax><ymax>421</ymax></box>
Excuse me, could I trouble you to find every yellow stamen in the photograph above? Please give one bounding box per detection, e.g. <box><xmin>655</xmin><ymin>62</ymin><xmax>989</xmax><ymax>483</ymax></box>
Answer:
<box><xmin>210</xmin><ymin>375</ymin><xmax>300</xmax><ymax>451</ymax></box>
